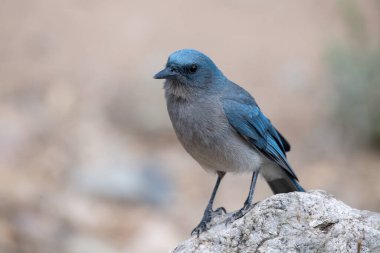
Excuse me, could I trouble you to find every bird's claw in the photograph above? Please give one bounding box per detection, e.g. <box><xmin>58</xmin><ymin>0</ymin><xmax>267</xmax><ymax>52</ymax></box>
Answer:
<box><xmin>214</xmin><ymin>206</ymin><xmax>227</xmax><ymax>215</ymax></box>
<box><xmin>191</xmin><ymin>221</ymin><xmax>208</xmax><ymax>237</ymax></box>
<box><xmin>225</xmin><ymin>203</ymin><xmax>256</xmax><ymax>226</ymax></box>
<box><xmin>191</xmin><ymin>207</ymin><xmax>227</xmax><ymax>237</ymax></box>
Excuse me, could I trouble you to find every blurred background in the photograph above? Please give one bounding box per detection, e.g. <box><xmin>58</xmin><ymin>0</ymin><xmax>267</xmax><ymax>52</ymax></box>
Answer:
<box><xmin>0</xmin><ymin>0</ymin><xmax>379</xmax><ymax>252</ymax></box>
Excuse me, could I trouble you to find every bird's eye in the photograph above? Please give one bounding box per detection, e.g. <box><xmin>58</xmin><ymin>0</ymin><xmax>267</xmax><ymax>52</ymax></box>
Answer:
<box><xmin>189</xmin><ymin>64</ymin><xmax>198</xmax><ymax>73</ymax></box>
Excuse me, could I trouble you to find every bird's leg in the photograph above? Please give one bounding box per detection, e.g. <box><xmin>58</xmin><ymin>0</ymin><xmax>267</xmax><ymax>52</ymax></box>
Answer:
<box><xmin>191</xmin><ymin>171</ymin><xmax>226</xmax><ymax>237</ymax></box>
<box><xmin>225</xmin><ymin>169</ymin><xmax>260</xmax><ymax>225</ymax></box>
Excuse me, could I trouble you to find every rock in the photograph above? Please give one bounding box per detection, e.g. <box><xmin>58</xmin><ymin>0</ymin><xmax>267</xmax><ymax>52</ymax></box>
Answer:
<box><xmin>172</xmin><ymin>190</ymin><xmax>380</xmax><ymax>253</ymax></box>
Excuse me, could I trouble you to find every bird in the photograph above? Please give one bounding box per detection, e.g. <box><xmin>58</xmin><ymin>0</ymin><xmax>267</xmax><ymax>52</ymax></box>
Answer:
<box><xmin>153</xmin><ymin>49</ymin><xmax>305</xmax><ymax>236</ymax></box>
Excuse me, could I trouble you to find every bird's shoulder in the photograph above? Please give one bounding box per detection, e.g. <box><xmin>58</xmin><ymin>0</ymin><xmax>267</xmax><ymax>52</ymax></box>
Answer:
<box><xmin>220</xmin><ymin>81</ymin><xmax>261</xmax><ymax>123</ymax></box>
<box><xmin>219</xmin><ymin>81</ymin><xmax>287</xmax><ymax>151</ymax></box>
<box><xmin>220</xmin><ymin>81</ymin><xmax>257</xmax><ymax>106</ymax></box>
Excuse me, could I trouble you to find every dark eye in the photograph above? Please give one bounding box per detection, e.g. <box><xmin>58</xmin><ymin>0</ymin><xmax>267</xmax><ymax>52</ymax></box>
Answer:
<box><xmin>189</xmin><ymin>64</ymin><xmax>198</xmax><ymax>73</ymax></box>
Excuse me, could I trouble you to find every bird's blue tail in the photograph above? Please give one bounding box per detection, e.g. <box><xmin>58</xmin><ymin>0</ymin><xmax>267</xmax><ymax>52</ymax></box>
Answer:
<box><xmin>262</xmin><ymin>165</ymin><xmax>305</xmax><ymax>194</ymax></box>
<box><xmin>267</xmin><ymin>176</ymin><xmax>305</xmax><ymax>194</ymax></box>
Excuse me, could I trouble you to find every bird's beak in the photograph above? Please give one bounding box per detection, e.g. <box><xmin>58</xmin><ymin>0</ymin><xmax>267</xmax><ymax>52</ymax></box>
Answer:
<box><xmin>153</xmin><ymin>67</ymin><xmax>177</xmax><ymax>79</ymax></box>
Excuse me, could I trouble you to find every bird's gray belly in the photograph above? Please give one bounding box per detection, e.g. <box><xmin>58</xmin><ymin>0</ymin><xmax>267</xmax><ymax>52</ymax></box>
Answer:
<box><xmin>169</xmin><ymin>103</ymin><xmax>263</xmax><ymax>173</ymax></box>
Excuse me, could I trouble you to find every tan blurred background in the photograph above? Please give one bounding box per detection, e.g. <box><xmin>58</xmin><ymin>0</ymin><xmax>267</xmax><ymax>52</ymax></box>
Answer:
<box><xmin>0</xmin><ymin>0</ymin><xmax>379</xmax><ymax>252</ymax></box>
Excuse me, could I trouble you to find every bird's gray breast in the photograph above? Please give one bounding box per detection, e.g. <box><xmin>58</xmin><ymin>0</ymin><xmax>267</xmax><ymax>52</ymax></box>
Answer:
<box><xmin>166</xmin><ymin>94</ymin><xmax>263</xmax><ymax>173</ymax></box>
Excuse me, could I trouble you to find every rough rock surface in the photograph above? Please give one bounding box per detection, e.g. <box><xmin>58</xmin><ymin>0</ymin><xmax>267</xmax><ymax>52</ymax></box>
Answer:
<box><xmin>172</xmin><ymin>191</ymin><xmax>380</xmax><ymax>253</ymax></box>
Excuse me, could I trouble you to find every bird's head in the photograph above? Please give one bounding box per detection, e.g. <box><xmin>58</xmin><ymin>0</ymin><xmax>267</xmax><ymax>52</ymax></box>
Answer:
<box><xmin>154</xmin><ymin>49</ymin><xmax>224</xmax><ymax>96</ymax></box>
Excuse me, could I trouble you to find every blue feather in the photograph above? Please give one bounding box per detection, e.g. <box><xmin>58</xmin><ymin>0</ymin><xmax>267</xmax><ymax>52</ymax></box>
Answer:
<box><xmin>222</xmin><ymin>96</ymin><xmax>298</xmax><ymax>180</ymax></box>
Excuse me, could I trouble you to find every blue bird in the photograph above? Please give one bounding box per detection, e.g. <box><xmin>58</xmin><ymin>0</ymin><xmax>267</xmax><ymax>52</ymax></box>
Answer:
<box><xmin>154</xmin><ymin>49</ymin><xmax>305</xmax><ymax>236</ymax></box>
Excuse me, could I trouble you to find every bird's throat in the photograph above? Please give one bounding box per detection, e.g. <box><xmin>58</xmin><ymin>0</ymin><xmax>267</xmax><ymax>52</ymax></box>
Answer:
<box><xmin>164</xmin><ymin>80</ymin><xmax>192</xmax><ymax>100</ymax></box>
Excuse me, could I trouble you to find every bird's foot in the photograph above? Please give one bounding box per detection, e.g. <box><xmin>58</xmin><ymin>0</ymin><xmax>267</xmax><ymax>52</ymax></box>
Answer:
<box><xmin>191</xmin><ymin>207</ymin><xmax>226</xmax><ymax>237</ymax></box>
<box><xmin>191</xmin><ymin>220</ymin><xmax>208</xmax><ymax>237</ymax></box>
<box><xmin>225</xmin><ymin>203</ymin><xmax>257</xmax><ymax>226</ymax></box>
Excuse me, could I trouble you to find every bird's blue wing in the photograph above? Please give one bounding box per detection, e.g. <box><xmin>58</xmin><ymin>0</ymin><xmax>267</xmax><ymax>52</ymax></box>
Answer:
<box><xmin>222</xmin><ymin>98</ymin><xmax>298</xmax><ymax>180</ymax></box>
